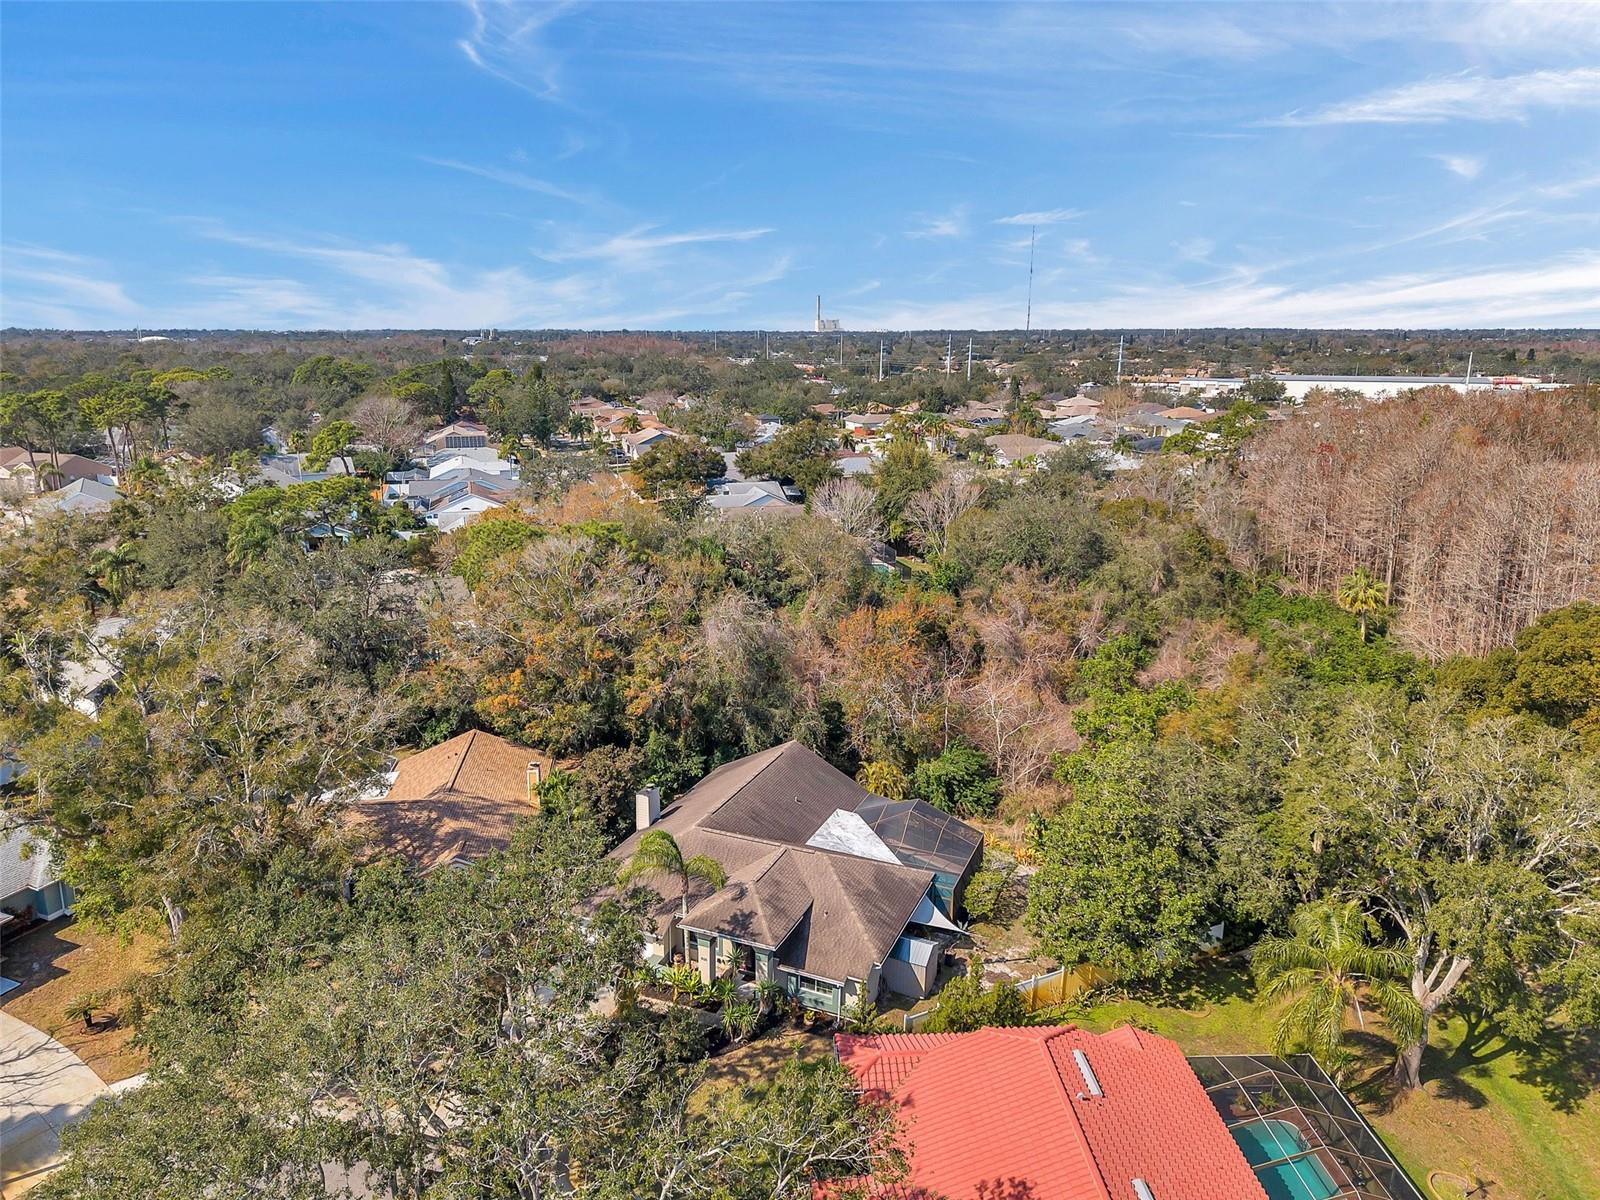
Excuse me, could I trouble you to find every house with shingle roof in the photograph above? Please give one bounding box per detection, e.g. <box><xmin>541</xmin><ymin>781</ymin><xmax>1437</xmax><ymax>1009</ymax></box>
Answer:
<box><xmin>351</xmin><ymin>729</ymin><xmax>558</xmax><ymax>872</ymax></box>
<box><xmin>831</xmin><ymin>1024</ymin><xmax>1270</xmax><ymax>1200</ymax></box>
<box><xmin>609</xmin><ymin>741</ymin><xmax>982</xmax><ymax>1015</ymax></box>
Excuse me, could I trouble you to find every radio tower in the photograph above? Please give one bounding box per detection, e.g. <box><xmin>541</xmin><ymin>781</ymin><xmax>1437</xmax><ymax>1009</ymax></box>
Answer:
<box><xmin>1025</xmin><ymin>225</ymin><xmax>1036</xmax><ymax>333</ymax></box>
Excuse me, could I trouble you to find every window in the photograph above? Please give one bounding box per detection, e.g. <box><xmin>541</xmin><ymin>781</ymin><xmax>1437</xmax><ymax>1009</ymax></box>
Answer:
<box><xmin>794</xmin><ymin>974</ymin><xmax>841</xmax><ymax>1014</ymax></box>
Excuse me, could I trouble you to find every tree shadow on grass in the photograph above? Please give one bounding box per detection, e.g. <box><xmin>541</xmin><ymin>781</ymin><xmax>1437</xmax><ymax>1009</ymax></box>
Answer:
<box><xmin>1344</xmin><ymin>1028</ymin><xmax>1492</xmax><ymax>1114</ymax></box>
<box><xmin>1124</xmin><ymin>956</ymin><xmax>1253</xmax><ymax>1010</ymax></box>
<box><xmin>1509</xmin><ymin>1024</ymin><xmax>1600</xmax><ymax>1115</ymax></box>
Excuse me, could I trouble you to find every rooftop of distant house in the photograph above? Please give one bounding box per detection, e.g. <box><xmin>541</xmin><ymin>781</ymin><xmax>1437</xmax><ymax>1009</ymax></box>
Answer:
<box><xmin>351</xmin><ymin>729</ymin><xmax>557</xmax><ymax>872</ymax></box>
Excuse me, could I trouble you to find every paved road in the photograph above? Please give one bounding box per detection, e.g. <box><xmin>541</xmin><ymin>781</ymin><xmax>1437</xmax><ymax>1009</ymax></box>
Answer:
<box><xmin>0</xmin><ymin>1012</ymin><xmax>107</xmax><ymax>1196</ymax></box>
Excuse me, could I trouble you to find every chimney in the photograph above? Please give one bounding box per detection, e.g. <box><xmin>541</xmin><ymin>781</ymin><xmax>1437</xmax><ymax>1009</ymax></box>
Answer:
<box><xmin>527</xmin><ymin>761</ymin><xmax>543</xmax><ymax>801</ymax></box>
<box><xmin>635</xmin><ymin>785</ymin><xmax>661</xmax><ymax>831</ymax></box>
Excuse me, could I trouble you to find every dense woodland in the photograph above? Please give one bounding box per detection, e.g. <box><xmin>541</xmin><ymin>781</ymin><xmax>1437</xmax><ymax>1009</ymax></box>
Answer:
<box><xmin>1</xmin><ymin>332</ymin><xmax>1597</xmax><ymax>1198</ymax></box>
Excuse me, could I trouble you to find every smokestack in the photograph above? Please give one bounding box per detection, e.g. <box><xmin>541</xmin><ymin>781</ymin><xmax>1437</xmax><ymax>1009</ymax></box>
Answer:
<box><xmin>816</xmin><ymin>295</ymin><xmax>822</xmax><ymax>332</ymax></box>
<box><xmin>527</xmin><ymin>761</ymin><xmax>543</xmax><ymax>801</ymax></box>
<box><xmin>635</xmin><ymin>786</ymin><xmax>662</xmax><ymax>831</ymax></box>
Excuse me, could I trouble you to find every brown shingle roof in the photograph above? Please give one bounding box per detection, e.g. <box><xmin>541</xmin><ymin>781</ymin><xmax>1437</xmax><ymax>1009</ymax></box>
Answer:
<box><xmin>353</xmin><ymin>729</ymin><xmax>555</xmax><ymax>871</ymax></box>
<box><xmin>611</xmin><ymin>742</ymin><xmax>967</xmax><ymax>982</ymax></box>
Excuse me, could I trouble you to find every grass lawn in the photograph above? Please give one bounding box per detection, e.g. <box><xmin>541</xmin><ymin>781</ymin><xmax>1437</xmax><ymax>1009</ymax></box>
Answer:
<box><xmin>688</xmin><ymin>1025</ymin><xmax>834</xmax><ymax>1115</ymax></box>
<box><xmin>1050</xmin><ymin>958</ymin><xmax>1599</xmax><ymax>1200</ymax></box>
<box><xmin>0</xmin><ymin>917</ymin><xmax>158</xmax><ymax>1084</ymax></box>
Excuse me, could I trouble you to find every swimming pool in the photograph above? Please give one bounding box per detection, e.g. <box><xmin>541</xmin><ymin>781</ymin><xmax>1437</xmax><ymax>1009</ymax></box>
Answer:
<box><xmin>1231</xmin><ymin>1118</ymin><xmax>1343</xmax><ymax>1200</ymax></box>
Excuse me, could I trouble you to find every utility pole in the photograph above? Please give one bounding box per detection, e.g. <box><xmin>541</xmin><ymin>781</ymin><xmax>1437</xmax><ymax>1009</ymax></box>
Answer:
<box><xmin>764</xmin><ymin>332</ymin><xmax>769</xmax><ymax>360</ymax></box>
<box><xmin>878</xmin><ymin>338</ymin><xmax>885</xmax><ymax>382</ymax></box>
<box><xmin>1464</xmin><ymin>351</ymin><xmax>1474</xmax><ymax>392</ymax></box>
<box><xmin>966</xmin><ymin>337</ymin><xmax>973</xmax><ymax>381</ymax></box>
<box><xmin>1115</xmin><ymin>334</ymin><xmax>1125</xmax><ymax>385</ymax></box>
<box><xmin>839</xmin><ymin>331</ymin><xmax>845</xmax><ymax>369</ymax></box>
<box><xmin>945</xmin><ymin>334</ymin><xmax>952</xmax><ymax>377</ymax></box>
<box><xmin>1025</xmin><ymin>225</ymin><xmax>1036</xmax><ymax>333</ymax></box>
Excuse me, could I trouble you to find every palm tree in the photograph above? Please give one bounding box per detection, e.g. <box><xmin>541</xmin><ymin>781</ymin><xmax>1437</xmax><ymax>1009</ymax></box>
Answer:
<box><xmin>856</xmin><ymin>760</ymin><xmax>909</xmax><ymax>801</ymax></box>
<box><xmin>618</xmin><ymin>829</ymin><xmax>726</xmax><ymax>920</ymax></box>
<box><xmin>92</xmin><ymin>543</ymin><xmax>140</xmax><ymax>610</ymax></box>
<box><xmin>1254</xmin><ymin>899</ymin><xmax>1421</xmax><ymax>1082</ymax></box>
<box><xmin>1335</xmin><ymin>568</ymin><xmax>1388</xmax><ymax>643</ymax></box>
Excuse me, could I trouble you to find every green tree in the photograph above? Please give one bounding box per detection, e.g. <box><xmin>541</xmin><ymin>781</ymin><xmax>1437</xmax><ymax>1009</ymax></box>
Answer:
<box><xmin>735</xmin><ymin>420</ymin><xmax>840</xmax><ymax>496</ymax></box>
<box><xmin>619</xmin><ymin>828</ymin><xmax>727</xmax><ymax>919</ymax></box>
<box><xmin>290</xmin><ymin>355</ymin><xmax>376</xmax><ymax>404</ymax></box>
<box><xmin>90</xmin><ymin>542</ymin><xmax>140</xmax><ymax>610</ymax></box>
<box><xmin>1335</xmin><ymin>567</ymin><xmax>1388</xmax><ymax>642</ymax></box>
<box><xmin>1287</xmin><ymin>697</ymin><xmax>1600</xmax><ymax>1088</ymax></box>
<box><xmin>911</xmin><ymin>743</ymin><xmax>1000</xmax><ymax>817</ymax></box>
<box><xmin>634</xmin><ymin>435</ymin><xmax>725</xmax><ymax>494</ymax></box>
<box><xmin>1253</xmin><ymin>899</ymin><xmax>1422</xmax><ymax>1082</ymax></box>
<box><xmin>303</xmin><ymin>418</ymin><xmax>360</xmax><ymax>474</ymax></box>
<box><xmin>867</xmin><ymin>434</ymin><xmax>938</xmax><ymax>540</ymax></box>
<box><xmin>7</xmin><ymin>605</ymin><xmax>392</xmax><ymax>940</ymax></box>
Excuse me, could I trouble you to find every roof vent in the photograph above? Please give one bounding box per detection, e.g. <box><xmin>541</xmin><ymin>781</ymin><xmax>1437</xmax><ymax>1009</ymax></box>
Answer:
<box><xmin>1072</xmin><ymin>1048</ymin><xmax>1103</xmax><ymax>1098</ymax></box>
<box><xmin>1132</xmin><ymin>1181</ymin><xmax>1155</xmax><ymax>1200</ymax></box>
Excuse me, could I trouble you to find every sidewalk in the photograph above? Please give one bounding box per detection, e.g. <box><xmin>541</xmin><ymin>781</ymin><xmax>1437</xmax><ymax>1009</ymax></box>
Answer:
<box><xmin>0</xmin><ymin>1012</ymin><xmax>108</xmax><ymax>1197</ymax></box>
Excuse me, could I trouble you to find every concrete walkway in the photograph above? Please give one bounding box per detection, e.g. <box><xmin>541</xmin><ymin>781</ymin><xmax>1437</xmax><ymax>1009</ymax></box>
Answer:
<box><xmin>0</xmin><ymin>1012</ymin><xmax>108</xmax><ymax>1196</ymax></box>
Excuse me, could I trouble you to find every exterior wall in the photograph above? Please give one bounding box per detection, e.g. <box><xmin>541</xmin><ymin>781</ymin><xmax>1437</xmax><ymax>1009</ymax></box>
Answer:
<box><xmin>1</xmin><ymin>881</ymin><xmax>74</xmax><ymax>921</ymax></box>
<box><xmin>881</xmin><ymin>952</ymin><xmax>934</xmax><ymax>999</ymax></box>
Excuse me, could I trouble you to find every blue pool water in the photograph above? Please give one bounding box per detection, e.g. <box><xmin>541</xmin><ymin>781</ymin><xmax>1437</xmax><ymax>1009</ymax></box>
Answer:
<box><xmin>1231</xmin><ymin>1118</ymin><xmax>1342</xmax><ymax>1200</ymax></box>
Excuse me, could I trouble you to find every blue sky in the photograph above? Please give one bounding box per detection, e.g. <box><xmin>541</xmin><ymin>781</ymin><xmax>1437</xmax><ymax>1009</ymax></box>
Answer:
<box><xmin>3</xmin><ymin>1</ymin><xmax>1599</xmax><ymax>330</ymax></box>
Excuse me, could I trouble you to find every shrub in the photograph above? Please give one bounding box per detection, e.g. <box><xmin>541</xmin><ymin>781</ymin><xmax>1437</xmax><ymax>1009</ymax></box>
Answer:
<box><xmin>912</xmin><ymin>743</ymin><xmax>1001</xmax><ymax>817</ymax></box>
<box><xmin>660</xmin><ymin>1005</ymin><xmax>708</xmax><ymax>1062</ymax></box>
<box><xmin>722</xmin><ymin>1000</ymin><xmax>761</xmax><ymax>1043</ymax></box>
<box><xmin>963</xmin><ymin>867</ymin><xmax>1013</xmax><ymax>925</ymax></box>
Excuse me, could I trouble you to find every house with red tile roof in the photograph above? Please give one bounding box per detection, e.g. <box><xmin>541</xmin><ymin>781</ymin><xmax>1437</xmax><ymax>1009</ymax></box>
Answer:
<box><xmin>833</xmin><ymin>1024</ymin><xmax>1268</xmax><ymax>1200</ymax></box>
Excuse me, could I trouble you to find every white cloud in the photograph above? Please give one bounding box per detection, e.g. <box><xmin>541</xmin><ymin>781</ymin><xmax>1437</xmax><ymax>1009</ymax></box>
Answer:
<box><xmin>1272</xmin><ymin>67</ymin><xmax>1600</xmax><ymax>125</ymax></box>
<box><xmin>1</xmin><ymin>245</ymin><xmax>140</xmax><ymax>327</ymax></box>
<box><xmin>995</xmin><ymin>208</ymin><xmax>1084</xmax><ymax>226</ymax></box>
<box><xmin>456</xmin><ymin>0</ymin><xmax>575</xmax><ymax>100</ymax></box>
<box><xmin>1537</xmin><ymin>170</ymin><xmax>1600</xmax><ymax>199</ymax></box>
<box><xmin>419</xmin><ymin>156</ymin><xmax>595</xmax><ymax>205</ymax></box>
<box><xmin>1174</xmin><ymin>237</ymin><xmax>1216</xmax><ymax>262</ymax></box>
<box><xmin>907</xmin><ymin>205</ymin><xmax>969</xmax><ymax>239</ymax></box>
<box><xmin>842</xmin><ymin>253</ymin><xmax>1600</xmax><ymax>330</ymax></box>
<box><xmin>545</xmin><ymin>225</ymin><xmax>774</xmax><ymax>266</ymax></box>
<box><xmin>1432</xmin><ymin>154</ymin><xmax>1484</xmax><ymax>179</ymax></box>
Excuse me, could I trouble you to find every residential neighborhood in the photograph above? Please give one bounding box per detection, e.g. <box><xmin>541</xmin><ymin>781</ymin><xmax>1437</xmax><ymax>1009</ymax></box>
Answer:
<box><xmin>3</xmin><ymin>0</ymin><xmax>1599</xmax><ymax>1194</ymax></box>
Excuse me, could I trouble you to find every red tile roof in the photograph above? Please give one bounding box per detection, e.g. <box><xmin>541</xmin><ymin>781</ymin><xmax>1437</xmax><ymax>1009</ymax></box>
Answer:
<box><xmin>833</xmin><ymin>1024</ymin><xmax>1267</xmax><ymax>1200</ymax></box>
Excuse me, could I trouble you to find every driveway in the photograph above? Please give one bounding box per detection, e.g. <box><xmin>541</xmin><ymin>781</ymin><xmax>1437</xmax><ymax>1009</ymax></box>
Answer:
<box><xmin>0</xmin><ymin>1012</ymin><xmax>107</xmax><ymax>1196</ymax></box>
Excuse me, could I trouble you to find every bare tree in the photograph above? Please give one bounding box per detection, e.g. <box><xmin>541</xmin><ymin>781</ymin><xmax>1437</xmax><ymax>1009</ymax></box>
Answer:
<box><xmin>811</xmin><ymin>477</ymin><xmax>882</xmax><ymax>541</ymax></box>
<box><xmin>354</xmin><ymin>392</ymin><xmax>426</xmax><ymax>457</ymax></box>
<box><xmin>904</xmin><ymin>472</ymin><xmax>982</xmax><ymax>555</ymax></box>
<box><xmin>1225</xmin><ymin>389</ymin><xmax>1600</xmax><ymax>657</ymax></box>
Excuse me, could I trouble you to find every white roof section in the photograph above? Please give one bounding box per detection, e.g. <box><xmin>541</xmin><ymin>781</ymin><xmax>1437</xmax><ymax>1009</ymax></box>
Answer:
<box><xmin>805</xmin><ymin>809</ymin><xmax>900</xmax><ymax>864</ymax></box>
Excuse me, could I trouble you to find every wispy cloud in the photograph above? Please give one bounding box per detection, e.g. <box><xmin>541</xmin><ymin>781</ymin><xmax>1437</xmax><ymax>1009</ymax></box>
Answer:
<box><xmin>1271</xmin><ymin>67</ymin><xmax>1600</xmax><ymax>125</ymax></box>
<box><xmin>419</xmin><ymin>156</ymin><xmax>596</xmax><ymax>205</ymax></box>
<box><xmin>1432</xmin><ymin>153</ymin><xmax>1484</xmax><ymax>179</ymax></box>
<box><xmin>995</xmin><ymin>208</ymin><xmax>1084</xmax><ymax>226</ymax></box>
<box><xmin>456</xmin><ymin>0</ymin><xmax>576</xmax><ymax>100</ymax></box>
<box><xmin>1</xmin><ymin>245</ymin><xmax>140</xmax><ymax>327</ymax></box>
<box><xmin>545</xmin><ymin>225</ymin><xmax>774</xmax><ymax>265</ymax></box>
<box><xmin>843</xmin><ymin>252</ymin><xmax>1600</xmax><ymax>330</ymax></box>
<box><xmin>907</xmin><ymin>205</ymin><xmax>969</xmax><ymax>239</ymax></box>
<box><xmin>1537</xmin><ymin>170</ymin><xmax>1600</xmax><ymax>199</ymax></box>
